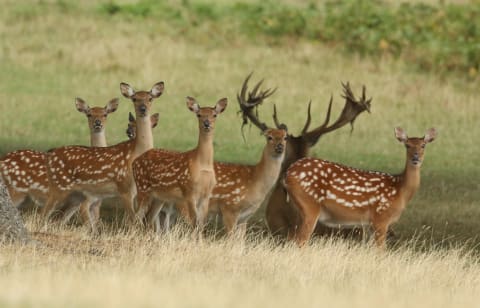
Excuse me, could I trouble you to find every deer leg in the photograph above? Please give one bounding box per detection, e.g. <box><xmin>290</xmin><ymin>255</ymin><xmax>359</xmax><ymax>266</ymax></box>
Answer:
<box><xmin>162</xmin><ymin>203</ymin><xmax>174</xmax><ymax>232</ymax></box>
<box><xmin>159</xmin><ymin>202</ymin><xmax>176</xmax><ymax>232</ymax></box>
<box><xmin>61</xmin><ymin>204</ymin><xmax>79</xmax><ymax>225</ymax></box>
<box><xmin>222</xmin><ymin>209</ymin><xmax>239</xmax><ymax>235</ymax></box>
<box><xmin>119</xmin><ymin>191</ymin><xmax>136</xmax><ymax>224</ymax></box>
<box><xmin>7</xmin><ymin>190</ymin><xmax>28</xmax><ymax>208</ymax></box>
<box><xmin>79</xmin><ymin>195</ymin><xmax>100</xmax><ymax>234</ymax></box>
<box><xmin>41</xmin><ymin>191</ymin><xmax>69</xmax><ymax>222</ymax></box>
<box><xmin>90</xmin><ymin>200</ymin><xmax>102</xmax><ymax>226</ymax></box>
<box><xmin>147</xmin><ymin>200</ymin><xmax>164</xmax><ymax>233</ymax></box>
<box><xmin>194</xmin><ymin>196</ymin><xmax>210</xmax><ymax>232</ymax></box>
<box><xmin>372</xmin><ymin>222</ymin><xmax>389</xmax><ymax>250</ymax></box>
<box><xmin>59</xmin><ymin>192</ymin><xmax>86</xmax><ymax>225</ymax></box>
<box><xmin>176</xmin><ymin>199</ymin><xmax>195</xmax><ymax>226</ymax></box>
<box><xmin>289</xmin><ymin>194</ymin><xmax>321</xmax><ymax>247</ymax></box>
<box><xmin>135</xmin><ymin>191</ymin><xmax>151</xmax><ymax>223</ymax></box>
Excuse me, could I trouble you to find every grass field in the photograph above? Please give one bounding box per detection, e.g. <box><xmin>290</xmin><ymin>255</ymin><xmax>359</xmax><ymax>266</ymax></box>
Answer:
<box><xmin>1</xmin><ymin>1</ymin><xmax>479</xmax><ymax>307</ymax></box>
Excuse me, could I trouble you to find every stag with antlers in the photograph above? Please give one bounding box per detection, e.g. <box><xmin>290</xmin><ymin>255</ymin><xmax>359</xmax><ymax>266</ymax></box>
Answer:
<box><xmin>238</xmin><ymin>73</ymin><xmax>372</xmax><ymax>238</ymax></box>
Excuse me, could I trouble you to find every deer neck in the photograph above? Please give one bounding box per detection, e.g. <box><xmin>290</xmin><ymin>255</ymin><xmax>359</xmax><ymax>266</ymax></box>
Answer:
<box><xmin>90</xmin><ymin>131</ymin><xmax>107</xmax><ymax>147</ymax></box>
<box><xmin>253</xmin><ymin>148</ymin><xmax>284</xmax><ymax>192</ymax></box>
<box><xmin>133</xmin><ymin>115</ymin><xmax>154</xmax><ymax>157</ymax></box>
<box><xmin>194</xmin><ymin>131</ymin><xmax>215</xmax><ymax>169</ymax></box>
<box><xmin>399</xmin><ymin>159</ymin><xmax>421</xmax><ymax>202</ymax></box>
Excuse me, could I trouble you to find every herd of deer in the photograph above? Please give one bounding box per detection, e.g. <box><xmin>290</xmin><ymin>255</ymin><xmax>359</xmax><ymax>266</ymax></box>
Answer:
<box><xmin>0</xmin><ymin>74</ymin><xmax>437</xmax><ymax>249</ymax></box>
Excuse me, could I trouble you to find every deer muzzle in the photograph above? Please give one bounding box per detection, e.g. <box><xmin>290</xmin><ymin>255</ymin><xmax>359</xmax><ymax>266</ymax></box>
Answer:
<box><xmin>275</xmin><ymin>143</ymin><xmax>284</xmax><ymax>154</ymax></box>
<box><xmin>138</xmin><ymin>105</ymin><xmax>147</xmax><ymax>116</ymax></box>
<box><xmin>203</xmin><ymin>120</ymin><xmax>211</xmax><ymax>130</ymax></box>
<box><xmin>411</xmin><ymin>153</ymin><xmax>421</xmax><ymax>165</ymax></box>
<box><xmin>93</xmin><ymin>119</ymin><xmax>103</xmax><ymax>131</ymax></box>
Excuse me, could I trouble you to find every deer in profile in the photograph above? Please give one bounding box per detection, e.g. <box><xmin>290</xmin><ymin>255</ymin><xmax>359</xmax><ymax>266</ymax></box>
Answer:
<box><xmin>237</xmin><ymin>73</ymin><xmax>372</xmax><ymax>238</ymax></box>
<box><xmin>42</xmin><ymin>82</ymin><xmax>164</xmax><ymax>232</ymax></box>
<box><xmin>284</xmin><ymin>127</ymin><xmax>437</xmax><ymax>248</ymax></box>
<box><xmin>0</xmin><ymin>97</ymin><xmax>120</xmax><ymax>210</ymax></box>
<box><xmin>133</xmin><ymin>96</ymin><xmax>227</xmax><ymax>233</ymax></box>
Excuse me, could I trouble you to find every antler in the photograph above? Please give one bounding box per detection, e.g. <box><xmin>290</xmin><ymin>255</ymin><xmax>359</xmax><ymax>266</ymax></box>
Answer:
<box><xmin>302</xmin><ymin>82</ymin><xmax>372</xmax><ymax>146</ymax></box>
<box><xmin>272</xmin><ymin>104</ymin><xmax>288</xmax><ymax>131</ymax></box>
<box><xmin>237</xmin><ymin>73</ymin><xmax>277</xmax><ymax>135</ymax></box>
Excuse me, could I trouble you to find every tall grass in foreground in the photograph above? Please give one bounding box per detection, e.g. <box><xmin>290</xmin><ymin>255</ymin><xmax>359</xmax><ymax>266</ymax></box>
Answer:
<box><xmin>0</xmin><ymin>214</ymin><xmax>479</xmax><ymax>308</ymax></box>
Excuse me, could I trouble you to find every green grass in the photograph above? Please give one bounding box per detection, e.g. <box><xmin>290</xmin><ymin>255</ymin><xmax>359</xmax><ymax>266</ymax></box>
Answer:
<box><xmin>0</xmin><ymin>0</ymin><xmax>479</xmax><ymax>248</ymax></box>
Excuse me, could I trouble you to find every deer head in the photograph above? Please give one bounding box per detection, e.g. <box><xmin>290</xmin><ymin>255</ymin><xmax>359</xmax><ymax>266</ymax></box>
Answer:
<box><xmin>187</xmin><ymin>96</ymin><xmax>227</xmax><ymax>133</ymax></box>
<box><xmin>238</xmin><ymin>73</ymin><xmax>372</xmax><ymax>171</ymax></box>
<box><xmin>75</xmin><ymin>97</ymin><xmax>119</xmax><ymax>133</ymax></box>
<box><xmin>126</xmin><ymin>112</ymin><xmax>160</xmax><ymax>140</ymax></box>
<box><xmin>120</xmin><ymin>82</ymin><xmax>164</xmax><ymax>118</ymax></box>
<box><xmin>395</xmin><ymin>127</ymin><xmax>437</xmax><ymax>167</ymax></box>
<box><xmin>263</xmin><ymin>128</ymin><xmax>288</xmax><ymax>158</ymax></box>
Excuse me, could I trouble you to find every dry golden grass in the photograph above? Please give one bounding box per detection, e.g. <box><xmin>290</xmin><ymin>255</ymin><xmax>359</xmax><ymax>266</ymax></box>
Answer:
<box><xmin>0</xmin><ymin>215</ymin><xmax>479</xmax><ymax>308</ymax></box>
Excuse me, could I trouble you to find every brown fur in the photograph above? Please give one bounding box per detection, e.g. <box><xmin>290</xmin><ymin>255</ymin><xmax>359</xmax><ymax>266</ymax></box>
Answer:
<box><xmin>0</xmin><ymin>98</ymin><xmax>120</xmax><ymax>211</ymax></box>
<box><xmin>134</xmin><ymin>97</ymin><xmax>227</xmax><ymax>231</ymax></box>
<box><xmin>284</xmin><ymin>127</ymin><xmax>437</xmax><ymax>248</ymax></box>
<box><xmin>42</xmin><ymin>82</ymin><xmax>164</xmax><ymax>232</ymax></box>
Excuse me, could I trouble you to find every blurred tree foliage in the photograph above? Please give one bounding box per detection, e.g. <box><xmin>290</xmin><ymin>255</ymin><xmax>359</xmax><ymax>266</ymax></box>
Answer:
<box><xmin>97</xmin><ymin>0</ymin><xmax>480</xmax><ymax>78</ymax></box>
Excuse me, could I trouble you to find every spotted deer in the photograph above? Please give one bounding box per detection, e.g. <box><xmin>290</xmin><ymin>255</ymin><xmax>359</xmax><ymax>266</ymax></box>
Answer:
<box><xmin>61</xmin><ymin>111</ymin><xmax>161</xmax><ymax>224</ymax></box>
<box><xmin>42</xmin><ymin>82</ymin><xmax>164</xmax><ymax>232</ymax></box>
<box><xmin>237</xmin><ymin>73</ymin><xmax>372</xmax><ymax>238</ymax></box>
<box><xmin>0</xmin><ymin>97</ymin><xmax>120</xmax><ymax>210</ymax></box>
<box><xmin>136</xmin><ymin>81</ymin><xmax>287</xmax><ymax>236</ymax></box>
<box><xmin>142</xmin><ymin>128</ymin><xmax>287</xmax><ymax>236</ymax></box>
<box><xmin>284</xmin><ymin>127</ymin><xmax>437</xmax><ymax>248</ymax></box>
<box><xmin>133</xmin><ymin>96</ymin><xmax>227</xmax><ymax>232</ymax></box>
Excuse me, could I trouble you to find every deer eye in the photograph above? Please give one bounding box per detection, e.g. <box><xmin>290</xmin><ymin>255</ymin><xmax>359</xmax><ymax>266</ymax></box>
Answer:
<box><xmin>421</xmin><ymin>144</ymin><xmax>425</xmax><ymax>148</ymax></box>
<box><xmin>267</xmin><ymin>136</ymin><xmax>273</xmax><ymax>140</ymax></box>
<box><xmin>197</xmin><ymin>114</ymin><xmax>201</xmax><ymax>118</ymax></box>
<box><xmin>87</xmin><ymin>114</ymin><xmax>92</xmax><ymax>118</ymax></box>
<box><xmin>213</xmin><ymin>114</ymin><xmax>217</xmax><ymax>118</ymax></box>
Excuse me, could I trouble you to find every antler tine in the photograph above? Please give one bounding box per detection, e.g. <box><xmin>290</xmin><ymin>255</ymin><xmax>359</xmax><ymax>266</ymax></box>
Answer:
<box><xmin>272</xmin><ymin>104</ymin><xmax>288</xmax><ymax>130</ymax></box>
<box><xmin>302</xmin><ymin>83</ymin><xmax>371</xmax><ymax>146</ymax></box>
<box><xmin>301</xmin><ymin>100</ymin><xmax>313</xmax><ymax>135</ymax></box>
<box><xmin>237</xmin><ymin>73</ymin><xmax>277</xmax><ymax>135</ymax></box>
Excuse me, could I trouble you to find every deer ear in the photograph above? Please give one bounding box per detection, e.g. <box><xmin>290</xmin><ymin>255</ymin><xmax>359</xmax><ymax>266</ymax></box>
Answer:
<box><xmin>75</xmin><ymin>98</ymin><xmax>89</xmax><ymax>114</ymax></box>
<box><xmin>215</xmin><ymin>98</ymin><xmax>228</xmax><ymax>114</ymax></box>
<box><xmin>261</xmin><ymin>128</ymin><xmax>272</xmax><ymax>136</ymax></box>
<box><xmin>394</xmin><ymin>127</ymin><xmax>407</xmax><ymax>143</ymax></box>
<box><xmin>106</xmin><ymin>98</ymin><xmax>119</xmax><ymax>114</ymax></box>
<box><xmin>150</xmin><ymin>81</ymin><xmax>165</xmax><ymax>98</ymax></box>
<box><xmin>424</xmin><ymin>127</ymin><xmax>437</xmax><ymax>143</ymax></box>
<box><xmin>128</xmin><ymin>112</ymin><xmax>135</xmax><ymax>123</ymax></box>
<box><xmin>120</xmin><ymin>82</ymin><xmax>135</xmax><ymax>98</ymax></box>
<box><xmin>151</xmin><ymin>113</ymin><xmax>160</xmax><ymax>128</ymax></box>
<box><xmin>186</xmin><ymin>96</ymin><xmax>200</xmax><ymax>113</ymax></box>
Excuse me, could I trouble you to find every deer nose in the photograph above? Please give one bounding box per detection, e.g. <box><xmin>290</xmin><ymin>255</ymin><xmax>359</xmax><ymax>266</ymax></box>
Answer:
<box><xmin>94</xmin><ymin>119</ymin><xmax>102</xmax><ymax>127</ymax></box>
<box><xmin>126</xmin><ymin>128</ymin><xmax>134</xmax><ymax>139</ymax></box>
<box><xmin>203</xmin><ymin>120</ymin><xmax>210</xmax><ymax>129</ymax></box>
<box><xmin>139</xmin><ymin>105</ymin><xmax>147</xmax><ymax>114</ymax></box>
<box><xmin>275</xmin><ymin>143</ymin><xmax>284</xmax><ymax>153</ymax></box>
